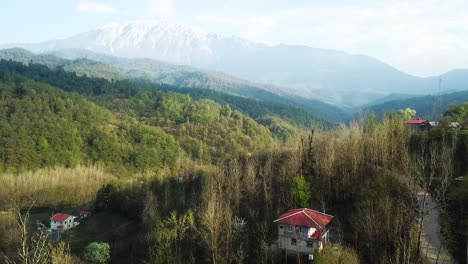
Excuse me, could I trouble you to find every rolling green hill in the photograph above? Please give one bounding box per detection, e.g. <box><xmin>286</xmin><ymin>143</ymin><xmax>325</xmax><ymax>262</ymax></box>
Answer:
<box><xmin>0</xmin><ymin>75</ymin><xmax>179</xmax><ymax>174</ymax></box>
<box><xmin>0</xmin><ymin>48</ymin><xmax>335</xmax><ymax>127</ymax></box>
<box><xmin>50</xmin><ymin>48</ymin><xmax>349</xmax><ymax>122</ymax></box>
<box><xmin>0</xmin><ymin>59</ymin><xmax>284</xmax><ymax>173</ymax></box>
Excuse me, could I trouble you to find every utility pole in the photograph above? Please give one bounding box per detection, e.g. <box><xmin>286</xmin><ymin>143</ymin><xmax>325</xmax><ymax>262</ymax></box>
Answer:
<box><xmin>438</xmin><ymin>77</ymin><xmax>443</xmax><ymax>120</ymax></box>
<box><xmin>431</xmin><ymin>77</ymin><xmax>443</xmax><ymax>121</ymax></box>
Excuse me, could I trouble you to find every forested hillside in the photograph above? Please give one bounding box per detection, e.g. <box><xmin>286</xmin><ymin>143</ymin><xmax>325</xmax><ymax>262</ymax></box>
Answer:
<box><xmin>0</xmin><ymin>48</ymin><xmax>349</xmax><ymax>122</ymax></box>
<box><xmin>0</xmin><ymin>58</ymin><xmax>332</xmax><ymax>135</ymax></box>
<box><xmin>0</xmin><ymin>48</ymin><xmax>67</xmax><ymax>68</ymax></box>
<box><xmin>50</xmin><ymin>48</ymin><xmax>350</xmax><ymax>121</ymax></box>
<box><xmin>0</xmin><ymin>48</ymin><xmax>339</xmax><ymax>124</ymax></box>
<box><xmin>363</xmin><ymin>90</ymin><xmax>468</xmax><ymax>119</ymax></box>
<box><xmin>0</xmin><ymin>75</ymin><xmax>180</xmax><ymax>174</ymax></box>
<box><xmin>0</xmin><ymin>59</ymin><xmax>283</xmax><ymax>174</ymax></box>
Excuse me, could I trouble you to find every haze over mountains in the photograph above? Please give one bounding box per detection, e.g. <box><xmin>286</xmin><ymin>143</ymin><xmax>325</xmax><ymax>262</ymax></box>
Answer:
<box><xmin>363</xmin><ymin>90</ymin><xmax>468</xmax><ymax>120</ymax></box>
<box><xmin>2</xmin><ymin>20</ymin><xmax>468</xmax><ymax>108</ymax></box>
<box><xmin>0</xmin><ymin>47</ymin><xmax>348</xmax><ymax>123</ymax></box>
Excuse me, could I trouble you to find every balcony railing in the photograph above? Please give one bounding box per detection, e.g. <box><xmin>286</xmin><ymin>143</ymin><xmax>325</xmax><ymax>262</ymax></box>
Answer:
<box><xmin>283</xmin><ymin>230</ymin><xmax>318</xmax><ymax>240</ymax></box>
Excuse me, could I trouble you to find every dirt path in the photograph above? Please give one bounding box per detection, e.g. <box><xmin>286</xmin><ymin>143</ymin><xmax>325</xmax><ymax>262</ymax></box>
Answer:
<box><xmin>417</xmin><ymin>191</ymin><xmax>455</xmax><ymax>264</ymax></box>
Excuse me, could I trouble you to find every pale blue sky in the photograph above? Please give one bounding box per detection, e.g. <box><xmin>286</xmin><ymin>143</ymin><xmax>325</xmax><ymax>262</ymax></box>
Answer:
<box><xmin>2</xmin><ymin>0</ymin><xmax>468</xmax><ymax>76</ymax></box>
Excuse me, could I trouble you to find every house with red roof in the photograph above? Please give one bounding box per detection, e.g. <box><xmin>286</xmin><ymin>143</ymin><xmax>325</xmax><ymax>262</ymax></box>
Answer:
<box><xmin>405</xmin><ymin>119</ymin><xmax>429</xmax><ymax>130</ymax></box>
<box><xmin>273</xmin><ymin>208</ymin><xmax>333</xmax><ymax>256</ymax></box>
<box><xmin>50</xmin><ymin>213</ymin><xmax>79</xmax><ymax>231</ymax></box>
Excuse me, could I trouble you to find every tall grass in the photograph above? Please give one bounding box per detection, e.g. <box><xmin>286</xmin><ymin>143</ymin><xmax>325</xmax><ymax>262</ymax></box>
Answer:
<box><xmin>0</xmin><ymin>165</ymin><xmax>111</xmax><ymax>208</ymax></box>
<box><xmin>0</xmin><ymin>210</ymin><xmax>18</xmax><ymax>255</ymax></box>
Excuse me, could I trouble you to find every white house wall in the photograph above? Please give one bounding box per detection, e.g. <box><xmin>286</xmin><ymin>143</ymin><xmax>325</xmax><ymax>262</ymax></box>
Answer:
<box><xmin>50</xmin><ymin>216</ymin><xmax>79</xmax><ymax>231</ymax></box>
<box><xmin>277</xmin><ymin>224</ymin><xmax>320</xmax><ymax>254</ymax></box>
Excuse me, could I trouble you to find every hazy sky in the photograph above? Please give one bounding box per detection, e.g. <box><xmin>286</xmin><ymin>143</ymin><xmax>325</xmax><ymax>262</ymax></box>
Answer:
<box><xmin>2</xmin><ymin>0</ymin><xmax>468</xmax><ymax>76</ymax></box>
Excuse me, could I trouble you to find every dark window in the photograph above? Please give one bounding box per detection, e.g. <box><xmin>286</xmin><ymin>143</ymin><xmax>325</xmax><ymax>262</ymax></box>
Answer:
<box><xmin>291</xmin><ymin>238</ymin><xmax>297</xmax><ymax>245</ymax></box>
<box><xmin>279</xmin><ymin>225</ymin><xmax>283</xmax><ymax>229</ymax></box>
<box><xmin>307</xmin><ymin>241</ymin><xmax>314</xmax><ymax>248</ymax></box>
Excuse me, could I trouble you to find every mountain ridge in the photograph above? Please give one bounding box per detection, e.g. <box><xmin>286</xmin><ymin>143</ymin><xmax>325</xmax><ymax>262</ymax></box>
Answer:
<box><xmin>0</xmin><ymin>47</ymin><xmax>343</xmax><ymax>128</ymax></box>
<box><xmin>362</xmin><ymin>90</ymin><xmax>468</xmax><ymax>120</ymax></box>
<box><xmin>2</xmin><ymin>20</ymin><xmax>467</xmax><ymax>108</ymax></box>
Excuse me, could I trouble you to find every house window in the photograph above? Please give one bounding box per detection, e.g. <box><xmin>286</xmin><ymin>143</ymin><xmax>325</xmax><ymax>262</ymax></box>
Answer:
<box><xmin>291</xmin><ymin>238</ymin><xmax>297</xmax><ymax>245</ymax></box>
<box><xmin>300</xmin><ymin>227</ymin><xmax>308</xmax><ymax>237</ymax></box>
<box><xmin>287</xmin><ymin>225</ymin><xmax>293</xmax><ymax>233</ymax></box>
<box><xmin>306</xmin><ymin>241</ymin><xmax>314</xmax><ymax>248</ymax></box>
<box><xmin>279</xmin><ymin>225</ymin><xmax>283</xmax><ymax>229</ymax></box>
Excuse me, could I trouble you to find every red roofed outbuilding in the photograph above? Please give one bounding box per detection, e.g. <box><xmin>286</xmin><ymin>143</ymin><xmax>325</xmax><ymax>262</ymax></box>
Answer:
<box><xmin>405</xmin><ymin>119</ymin><xmax>430</xmax><ymax>130</ymax></box>
<box><xmin>274</xmin><ymin>208</ymin><xmax>334</xmax><ymax>256</ymax></box>
<box><xmin>405</xmin><ymin>119</ymin><xmax>428</xmax><ymax>124</ymax></box>
<box><xmin>80</xmin><ymin>210</ymin><xmax>91</xmax><ymax>218</ymax></box>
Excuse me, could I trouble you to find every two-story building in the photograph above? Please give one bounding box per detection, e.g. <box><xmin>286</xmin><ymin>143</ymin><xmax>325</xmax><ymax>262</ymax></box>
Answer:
<box><xmin>274</xmin><ymin>208</ymin><xmax>333</xmax><ymax>256</ymax></box>
<box><xmin>50</xmin><ymin>213</ymin><xmax>79</xmax><ymax>231</ymax></box>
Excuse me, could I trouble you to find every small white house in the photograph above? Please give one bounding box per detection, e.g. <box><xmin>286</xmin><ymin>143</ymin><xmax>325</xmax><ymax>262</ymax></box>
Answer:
<box><xmin>448</xmin><ymin>122</ymin><xmax>461</xmax><ymax>128</ymax></box>
<box><xmin>50</xmin><ymin>213</ymin><xmax>79</xmax><ymax>231</ymax></box>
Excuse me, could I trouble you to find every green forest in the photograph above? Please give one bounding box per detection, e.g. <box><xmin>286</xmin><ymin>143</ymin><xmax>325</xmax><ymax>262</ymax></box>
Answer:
<box><xmin>0</xmin><ymin>59</ymin><xmax>466</xmax><ymax>264</ymax></box>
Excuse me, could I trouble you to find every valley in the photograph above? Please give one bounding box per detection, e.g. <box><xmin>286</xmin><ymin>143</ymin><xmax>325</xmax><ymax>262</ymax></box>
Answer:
<box><xmin>0</xmin><ymin>8</ymin><xmax>467</xmax><ymax>264</ymax></box>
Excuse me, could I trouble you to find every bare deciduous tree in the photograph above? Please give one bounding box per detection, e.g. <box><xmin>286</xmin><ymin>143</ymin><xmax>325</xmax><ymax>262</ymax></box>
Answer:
<box><xmin>3</xmin><ymin>200</ymin><xmax>50</xmax><ymax>264</ymax></box>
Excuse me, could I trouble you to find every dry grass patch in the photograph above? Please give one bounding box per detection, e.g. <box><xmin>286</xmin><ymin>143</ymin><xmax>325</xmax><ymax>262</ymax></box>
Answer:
<box><xmin>0</xmin><ymin>165</ymin><xmax>111</xmax><ymax>208</ymax></box>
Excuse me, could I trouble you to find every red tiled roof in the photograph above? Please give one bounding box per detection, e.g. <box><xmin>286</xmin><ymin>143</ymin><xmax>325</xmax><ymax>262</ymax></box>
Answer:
<box><xmin>273</xmin><ymin>208</ymin><xmax>334</xmax><ymax>230</ymax></box>
<box><xmin>50</xmin><ymin>213</ymin><xmax>70</xmax><ymax>222</ymax></box>
<box><xmin>80</xmin><ymin>210</ymin><xmax>90</xmax><ymax>215</ymax></box>
<box><xmin>405</xmin><ymin>119</ymin><xmax>427</xmax><ymax>124</ymax></box>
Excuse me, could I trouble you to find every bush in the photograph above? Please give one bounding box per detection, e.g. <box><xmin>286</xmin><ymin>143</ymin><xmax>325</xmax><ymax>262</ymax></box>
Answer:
<box><xmin>314</xmin><ymin>244</ymin><xmax>360</xmax><ymax>264</ymax></box>
<box><xmin>84</xmin><ymin>242</ymin><xmax>110</xmax><ymax>264</ymax></box>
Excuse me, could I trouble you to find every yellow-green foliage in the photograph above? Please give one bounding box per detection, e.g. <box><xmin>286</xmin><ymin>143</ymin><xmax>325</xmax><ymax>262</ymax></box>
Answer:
<box><xmin>113</xmin><ymin>91</ymin><xmax>275</xmax><ymax>163</ymax></box>
<box><xmin>0</xmin><ymin>76</ymin><xmax>180</xmax><ymax>175</ymax></box>
<box><xmin>0</xmin><ymin>165</ymin><xmax>110</xmax><ymax>208</ymax></box>
<box><xmin>50</xmin><ymin>242</ymin><xmax>72</xmax><ymax>264</ymax></box>
<box><xmin>314</xmin><ymin>244</ymin><xmax>360</xmax><ymax>264</ymax></box>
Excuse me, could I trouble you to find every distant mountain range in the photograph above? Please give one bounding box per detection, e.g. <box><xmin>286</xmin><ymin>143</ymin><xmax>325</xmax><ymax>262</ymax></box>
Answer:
<box><xmin>2</xmin><ymin>20</ymin><xmax>468</xmax><ymax>107</ymax></box>
<box><xmin>365</xmin><ymin>93</ymin><xmax>423</xmax><ymax>106</ymax></box>
<box><xmin>0</xmin><ymin>21</ymin><xmax>468</xmax><ymax>114</ymax></box>
<box><xmin>362</xmin><ymin>90</ymin><xmax>468</xmax><ymax>120</ymax></box>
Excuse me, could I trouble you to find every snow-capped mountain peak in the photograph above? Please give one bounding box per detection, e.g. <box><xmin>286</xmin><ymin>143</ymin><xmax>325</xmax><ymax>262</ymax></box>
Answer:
<box><xmin>2</xmin><ymin>19</ymin><xmax>267</xmax><ymax>66</ymax></box>
<box><xmin>62</xmin><ymin>20</ymin><xmax>217</xmax><ymax>64</ymax></box>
